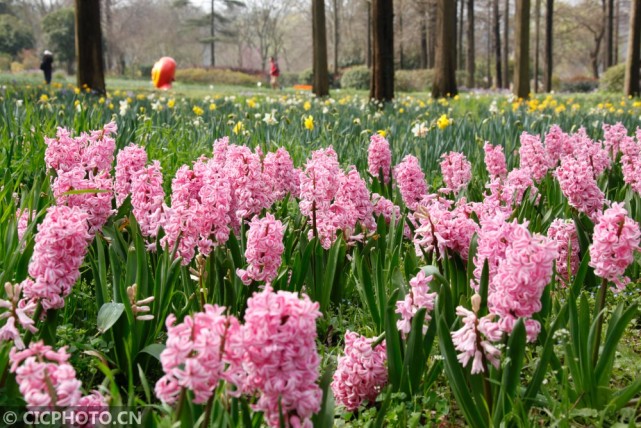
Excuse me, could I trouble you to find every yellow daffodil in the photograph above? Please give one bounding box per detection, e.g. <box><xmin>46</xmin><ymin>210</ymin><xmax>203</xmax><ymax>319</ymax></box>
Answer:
<box><xmin>39</xmin><ymin>94</ymin><xmax>49</xmax><ymax>102</ymax></box>
<box><xmin>209</xmin><ymin>103</ymin><xmax>217</xmax><ymax>111</ymax></box>
<box><xmin>233</xmin><ymin>121</ymin><xmax>244</xmax><ymax>135</ymax></box>
<box><xmin>436</xmin><ymin>114</ymin><xmax>452</xmax><ymax>130</ymax></box>
<box><xmin>304</xmin><ymin>115</ymin><xmax>314</xmax><ymax>131</ymax></box>
<box><xmin>377</xmin><ymin>130</ymin><xmax>387</xmax><ymax>138</ymax></box>
<box><xmin>167</xmin><ymin>99</ymin><xmax>175</xmax><ymax>109</ymax></box>
<box><xmin>303</xmin><ymin>101</ymin><xmax>312</xmax><ymax>111</ymax></box>
<box><xmin>192</xmin><ymin>106</ymin><xmax>204</xmax><ymax>116</ymax></box>
<box><xmin>73</xmin><ymin>87</ymin><xmax>81</xmax><ymax>94</ymax></box>
<box><xmin>246</xmin><ymin>99</ymin><xmax>256</xmax><ymax>108</ymax></box>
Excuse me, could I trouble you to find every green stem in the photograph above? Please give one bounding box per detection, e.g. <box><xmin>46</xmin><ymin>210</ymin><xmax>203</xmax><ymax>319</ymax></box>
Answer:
<box><xmin>174</xmin><ymin>388</ymin><xmax>187</xmax><ymax>423</ymax></box>
<box><xmin>371</xmin><ymin>331</ymin><xmax>386</xmax><ymax>349</ymax></box>
<box><xmin>592</xmin><ymin>277</ymin><xmax>608</xmax><ymax>366</ymax></box>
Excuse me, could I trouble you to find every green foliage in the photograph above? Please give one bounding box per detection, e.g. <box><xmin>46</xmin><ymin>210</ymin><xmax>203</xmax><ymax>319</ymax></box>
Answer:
<box><xmin>0</xmin><ymin>14</ymin><xmax>33</xmax><ymax>57</ymax></box>
<box><xmin>299</xmin><ymin>68</ymin><xmax>313</xmax><ymax>84</ymax></box>
<box><xmin>174</xmin><ymin>67</ymin><xmax>261</xmax><ymax>86</ymax></box>
<box><xmin>600</xmin><ymin>64</ymin><xmax>626</xmax><ymax>93</ymax></box>
<box><xmin>42</xmin><ymin>8</ymin><xmax>75</xmax><ymax>72</ymax></box>
<box><xmin>395</xmin><ymin>69</ymin><xmax>433</xmax><ymax>92</ymax></box>
<box><xmin>560</xmin><ymin>76</ymin><xmax>599</xmax><ymax>93</ymax></box>
<box><xmin>340</xmin><ymin>65</ymin><xmax>370</xmax><ymax>90</ymax></box>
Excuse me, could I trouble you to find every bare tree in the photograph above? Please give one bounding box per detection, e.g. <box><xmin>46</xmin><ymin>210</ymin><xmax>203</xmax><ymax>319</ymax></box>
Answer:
<box><xmin>625</xmin><ymin>0</ymin><xmax>641</xmax><ymax>95</ymax></box>
<box><xmin>604</xmin><ymin>0</ymin><xmax>614</xmax><ymax>68</ymax></box>
<box><xmin>534</xmin><ymin>0</ymin><xmax>540</xmax><ymax>92</ymax></box>
<box><xmin>432</xmin><ymin>0</ymin><xmax>457</xmax><ymax>97</ymax></box>
<box><xmin>312</xmin><ymin>0</ymin><xmax>329</xmax><ymax>96</ymax></box>
<box><xmin>513</xmin><ymin>0</ymin><xmax>530</xmax><ymax>98</ymax></box>
<box><xmin>370</xmin><ymin>0</ymin><xmax>394</xmax><ymax>100</ymax></box>
<box><xmin>502</xmin><ymin>0</ymin><xmax>509</xmax><ymax>88</ymax></box>
<box><xmin>458</xmin><ymin>0</ymin><xmax>464</xmax><ymax>70</ymax></box>
<box><xmin>543</xmin><ymin>0</ymin><xmax>553</xmax><ymax>91</ymax></box>
<box><xmin>466</xmin><ymin>0</ymin><xmax>474</xmax><ymax>87</ymax></box>
<box><xmin>493</xmin><ymin>0</ymin><xmax>502</xmax><ymax>87</ymax></box>
<box><xmin>243</xmin><ymin>0</ymin><xmax>294</xmax><ymax>72</ymax></box>
<box><xmin>75</xmin><ymin>0</ymin><xmax>105</xmax><ymax>93</ymax></box>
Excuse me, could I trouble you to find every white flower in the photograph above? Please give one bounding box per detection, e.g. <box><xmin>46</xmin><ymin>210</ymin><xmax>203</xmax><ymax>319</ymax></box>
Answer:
<box><xmin>263</xmin><ymin>111</ymin><xmax>278</xmax><ymax>125</ymax></box>
<box><xmin>15</xmin><ymin>100</ymin><xmax>23</xmax><ymax>107</ymax></box>
<box><xmin>151</xmin><ymin>100</ymin><xmax>163</xmax><ymax>111</ymax></box>
<box><xmin>119</xmin><ymin>99</ymin><xmax>129</xmax><ymax>116</ymax></box>
<box><xmin>411</xmin><ymin>122</ymin><xmax>429</xmax><ymax>138</ymax></box>
<box><xmin>489</xmin><ymin>100</ymin><xmax>499</xmax><ymax>115</ymax></box>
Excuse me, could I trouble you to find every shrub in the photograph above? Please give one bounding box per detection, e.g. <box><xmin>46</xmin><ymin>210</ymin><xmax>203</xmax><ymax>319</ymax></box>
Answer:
<box><xmin>559</xmin><ymin>76</ymin><xmax>598</xmax><ymax>93</ymax></box>
<box><xmin>395</xmin><ymin>69</ymin><xmax>433</xmax><ymax>92</ymax></box>
<box><xmin>279</xmin><ymin>72</ymin><xmax>299</xmax><ymax>88</ymax></box>
<box><xmin>175</xmin><ymin>68</ymin><xmax>261</xmax><ymax>87</ymax></box>
<box><xmin>341</xmin><ymin>66</ymin><xmax>370</xmax><ymax>90</ymax></box>
<box><xmin>600</xmin><ymin>64</ymin><xmax>626</xmax><ymax>93</ymax></box>
<box><xmin>0</xmin><ymin>53</ymin><xmax>10</xmax><ymax>71</ymax></box>
<box><xmin>299</xmin><ymin>68</ymin><xmax>313</xmax><ymax>85</ymax></box>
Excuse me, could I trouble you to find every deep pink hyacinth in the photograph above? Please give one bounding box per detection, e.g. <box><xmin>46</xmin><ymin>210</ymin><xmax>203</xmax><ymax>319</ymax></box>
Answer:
<box><xmin>589</xmin><ymin>202</ymin><xmax>641</xmax><ymax>291</ymax></box>
<box><xmin>237</xmin><ymin>214</ymin><xmax>285</xmax><ymax>285</ymax></box>
<box><xmin>241</xmin><ymin>286</ymin><xmax>322</xmax><ymax>428</ymax></box>
<box><xmin>367</xmin><ymin>133</ymin><xmax>392</xmax><ymax>183</ymax></box>
<box><xmin>545</xmin><ymin>125</ymin><xmax>572</xmax><ymax>165</ymax></box>
<box><xmin>331</xmin><ymin>331</ymin><xmax>387</xmax><ymax>411</ymax></box>
<box><xmin>82</xmin><ymin>122</ymin><xmax>117</xmax><ymax>172</ymax></box>
<box><xmin>547</xmin><ymin>219</ymin><xmax>580</xmax><ymax>284</ymax></box>
<box><xmin>299</xmin><ymin>147</ymin><xmax>342</xmax><ymax>216</ymax></box>
<box><xmin>451</xmin><ymin>305</ymin><xmax>502</xmax><ymax>374</ymax></box>
<box><xmin>372</xmin><ymin>193</ymin><xmax>401</xmax><ymax>223</ymax></box>
<box><xmin>10</xmin><ymin>342</ymin><xmax>83</xmax><ymax>408</ymax></box>
<box><xmin>567</xmin><ymin>128</ymin><xmax>611</xmax><ymax>176</ymax></box>
<box><xmin>483</xmin><ymin>142</ymin><xmax>507</xmax><ymax>178</ymax></box>
<box><xmin>394</xmin><ymin>155</ymin><xmax>428</xmax><ymax>210</ymax></box>
<box><xmin>440</xmin><ymin>151</ymin><xmax>472</xmax><ymax>194</ymax></box>
<box><xmin>115</xmin><ymin>143</ymin><xmax>148</xmax><ymax>206</ymax></box>
<box><xmin>555</xmin><ymin>155</ymin><xmax>605</xmax><ymax>221</ymax></box>
<box><xmin>620</xmin><ymin>137</ymin><xmax>641</xmax><ymax>195</ymax></box>
<box><xmin>487</xmin><ymin>224</ymin><xmax>558</xmax><ymax>342</ymax></box>
<box><xmin>602</xmin><ymin>122</ymin><xmax>628</xmax><ymax>158</ymax></box>
<box><xmin>131</xmin><ymin>160</ymin><xmax>165</xmax><ymax>240</ymax></box>
<box><xmin>24</xmin><ymin>206</ymin><xmax>91</xmax><ymax>310</ymax></box>
<box><xmin>155</xmin><ymin>304</ymin><xmax>241</xmax><ymax>405</ymax></box>
<box><xmin>44</xmin><ymin>127</ymin><xmax>84</xmax><ymax>173</ymax></box>
<box><xmin>395</xmin><ymin>270</ymin><xmax>437</xmax><ymax>337</ymax></box>
<box><xmin>52</xmin><ymin>167</ymin><xmax>114</xmax><ymax>234</ymax></box>
<box><xmin>264</xmin><ymin>148</ymin><xmax>301</xmax><ymax>200</ymax></box>
<box><xmin>519</xmin><ymin>132</ymin><xmax>553</xmax><ymax>181</ymax></box>
<box><xmin>330</xmin><ymin>167</ymin><xmax>376</xmax><ymax>238</ymax></box>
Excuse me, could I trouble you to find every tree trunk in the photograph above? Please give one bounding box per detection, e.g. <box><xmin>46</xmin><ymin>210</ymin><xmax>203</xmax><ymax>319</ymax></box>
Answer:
<box><xmin>432</xmin><ymin>0</ymin><xmax>458</xmax><ymax>97</ymax></box>
<box><xmin>466</xmin><ymin>0</ymin><xmax>475</xmax><ymax>87</ymax></box>
<box><xmin>493</xmin><ymin>0</ymin><xmax>502</xmax><ymax>88</ymax></box>
<box><xmin>625</xmin><ymin>0</ymin><xmax>641</xmax><ymax>96</ymax></box>
<box><xmin>487</xmin><ymin>0</ymin><xmax>491</xmax><ymax>86</ymax></box>
<box><xmin>458</xmin><ymin>0</ymin><xmax>465</xmax><ymax>70</ymax></box>
<box><xmin>313</xmin><ymin>0</ymin><xmax>330</xmax><ymax>96</ymax></box>
<box><xmin>370</xmin><ymin>0</ymin><xmax>394</xmax><ymax>101</ymax></box>
<box><xmin>614</xmin><ymin>0</ymin><xmax>619</xmax><ymax>64</ymax></box>
<box><xmin>502</xmin><ymin>0</ymin><xmax>509</xmax><ymax>88</ymax></box>
<box><xmin>333</xmin><ymin>0</ymin><xmax>339</xmax><ymax>75</ymax></box>
<box><xmin>420</xmin><ymin>6</ymin><xmax>428</xmax><ymax>68</ymax></box>
<box><xmin>513</xmin><ymin>0</ymin><xmax>530</xmax><ymax>98</ymax></box>
<box><xmin>210</xmin><ymin>0</ymin><xmax>215</xmax><ymax>67</ymax></box>
<box><xmin>366</xmin><ymin>0</ymin><xmax>372</xmax><ymax>67</ymax></box>
<box><xmin>399</xmin><ymin>0</ymin><xmax>404</xmax><ymax>69</ymax></box>
<box><xmin>428</xmin><ymin>0</ymin><xmax>436</xmax><ymax>68</ymax></box>
<box><xmin>543</xmin><ymin>0</ymin><xmax>553</xmax><ymax>92</ymax></box>
<box><xmin>534</xmin><ymin>0</ymin><xmax>540</xmax><ymax>92</ymax></box>
<box><xmin>604</xmin><ymin>0</ymin><xmax>614</xmax><ymax>68</ymax></box>
<box><xmin>104</xmin><ymin>0</ymin><xmax>112</xmax><ymax>72</ymax></box>
<box><xmin>75</xmin><ymin>0</ymin><xmax>105</xmax><ymax>94</ymax></box>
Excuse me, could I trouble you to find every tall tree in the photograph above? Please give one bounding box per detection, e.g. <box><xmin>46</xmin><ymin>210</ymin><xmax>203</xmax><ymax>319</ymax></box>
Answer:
<box><xmin>543</xmin><ymin>0</ymin><xmax>553</xmax><ymax>91</ymax></box>
<box><xmin>502</xmin><ymin>0</ymin><xmax>509</xmax><ymax>88</ymax></box>
<box><xmin>312</xmin><ymin>0</ymin><xmax>329</xmax><ymax>96</ymax></box>
<box><xmin>625</xmin><ymin>0</ymin><xmax>641</xmax><ymax>96</ymax></box>
<box><xmin>604</xmin><ymin>0</ymin><xmax>614</xmax><ymax>68</ymax></box>
<box><xmin>366</xmin><ymin>0</ymin><xmax>372</xmax><ymax>67</ymax></box>
<box><xmin>75</xmin><ymin>0</ymin><xmax>105</xmax><ymax>93</ymax></box>
<box><xmin>370</xmin><ymin>0</ymin><xmax>394</xmax><ymax>100</ymax></box>
<box><xmin>513</xmin><ymin>0</ymin><xmax>530</xmax><ymax>98</ymax></box>
<box><xmin>432</xmin><ymin>0</ymin><xmax>457</xmax><ymax>97</ymax></box>
<box><xmin>399</xmin><ymin>0</ymin><xmax>404</xmax><ymax>68</ymax></box>
<box><xmin>428</xmin><ymin>0</ymin><xmax>436</xmax><ymax>67</ymax></box>
<box><xmin>458</xmin><ymin>0</ymin><xmax>464</xmax><ymax>70</ymax></box>
<box><xmin>493</xmin><ymin>0</ymin><xmax>502</xmax><ymax>87</ymax></box>
<box><xmin>419</xmin><ymin>2</ymin><xmax>428</xmax><ymax>68</ymax></box>
<box><xmin>534</xmin><ymin>0</ymin><xmax>540</xmax><ymax>92</ymax></box>
<box><xmin>466</xmin><ymin>0</ymin><xmax>475</xmax><ymax>87</ymax></box>
<box><xmin>614</xmin><ymin>0</ymin><xmax>619</xmax><ymax>64</ymax></box>
<box><xmin>333</xmin><ymin>0</ymin><xmax>340</xmax><ymax>74</ymax></box>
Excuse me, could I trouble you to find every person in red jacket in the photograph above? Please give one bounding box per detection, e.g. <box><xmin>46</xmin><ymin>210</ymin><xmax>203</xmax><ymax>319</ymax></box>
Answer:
<box><xmin>269</xmin><ymin>57</ymin><xmax>280</xmax><ymax>90</ymax></box>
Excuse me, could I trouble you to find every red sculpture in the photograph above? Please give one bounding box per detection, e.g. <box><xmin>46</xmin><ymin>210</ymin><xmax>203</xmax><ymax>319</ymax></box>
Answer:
<box><xmin>151</xmin><ymin>57</ymin><xmax>176</xmax><ymax>90</ymax></box>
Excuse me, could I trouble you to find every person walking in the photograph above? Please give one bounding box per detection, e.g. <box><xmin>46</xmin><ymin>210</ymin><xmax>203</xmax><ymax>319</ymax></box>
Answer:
<box><xmin>40</xmin><ymin>50</ymin><xmax>54</xmax><ymax>85</ymax></box>
<box><xmin>269</xmin><ymin>57</ymin><xmax>280</xmax><ymax>90</ymax></box>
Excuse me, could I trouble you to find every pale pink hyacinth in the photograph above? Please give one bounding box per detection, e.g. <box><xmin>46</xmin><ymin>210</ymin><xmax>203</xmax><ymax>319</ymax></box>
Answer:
<box><xmin>10</xmin><ymin>342</ymin><xmax>82</xmax><ymax>408</ymax></box>
<box><xmin>602</xmin><ymin>122</ymin><xmax>628</xmax><ymax>158</ymax></box>
<box><xmin>567</xmin><ymin>128</ymin><xmax>611</xmax><ymax>177</ymax></box>
<box><xmin>131</xmin><ymin>161</ymin><xmax>165</xmax><ymax>240</ymax></box>
<box><xmin>23</xmin><ymin>206</ymin><xmax>91</xmax><ymax>310</ymax></box>
<box><xmin>504</xmin><ymin>168</ymin><xmax>538</xmax><ymax>207</ymax></box>
<box><xmin>589</xmin><ymin>202</ymin><xmax>641</xmax><ymax>291</ymax></box>
<box><xmin>51</xmin><ymin>167</ymin><xmax>114</xmax><ymax>234</ymax></box>
<box><xmin>154</xmin><ymin>304</ymin><xmax>241</xmax><ymax>405</ymax></box>
<box><xmin>329</xmin><ymin>167</ymin><xmax>376</xmax><ymax>239</ymax></box>
<box><xmin>488</xmin><ymin>224</ymin><xmax>558</xmax><ymax>342</ymax></box>
<box><xmin>367</xmin><ymin>133</ymin><xmax>392</xmax><ymax>183</ymax></box>
<box><xmin>372</xmin><ymin>193</ymin><xmax>401</xmax><ymax>223</ymax></box>
<box><xmin>451</xmin><ymin>304</ymin><xmax>502</xmax><ymax>374</ymax></box>
<box><xmin>331</xmin><ymin>331</ymin><xmax>387</xmax><ymax>411</ymax></box>
<box><xmin>393</xmin><ymin>155</ymin><xmax>428</xmax><ymax>210</ymax></box>
<box><xmin>547</xmin><ymin>219</ymin><xmax>580</xmax><ymax>284</ymax></box>
<box><xmin>242</xmin><ymin>286</ymin><xmax>322</xmax><ymax>428</ymax></box>
<box><xmin>519</xmin><ymin>132</ymin><xmax>553</xmax><ymax>181</ymax></box>
<box><xmin>237</xmin><ymin>214</ymin><xmax>285</xmax><ymax>285</ymax></box>
<box><xmin>299</xmin><ymin>147</ymin><xmax>342</xmax><ymax>216</ymax></box>
<box><xmin>264</xmin><ymin>148</ymin><xmax>301</xmax><ymax>200</ymax></box>
<box><xmin>440</xmin><ymin>151</ymin><xmax>472</xmax><ymax>194</ymax></box>
<box><xmin>74</xmin><ymin>391</ymin><xmax>109</xmax><ymax>428</ymax></box>
<box><xmin>483</xmin><ymin>142</ymin><xmax>507</xmax><ymax>178</ymax></box>
<box><xmin>545</xmin><ymin>125</ymin><xmax>572</xmax><ymax>165</ymax></box>
<box><xmin>16</xmin><ymin>209</ymin><xmax>32</xmax><ymax>243</ymax></box>
<box><xmin>114</xmin><ymin>143</ymin><xmax>148</xmax><ymax>206</ymax></box>
<box><xmin>395</xmin><ymin>270</ymin><xmax>437</xmax><ymax>337</ymax></box>
<box><xmin>197</xmin><ymin>160</ymin><xmax>233</xmax><ymax>255</ymax></box>
<box><xmin>620</xmin><ymin>137</ymin><xmax>641</xmax><ymax>195</ymax></box>
<box><xmin>555</xmin><ymin>155</ymin><xmax>605</xmax><ymax>221</ymax></box>
<box><xmin>0</xmin><ymin>282</ymin><xmax>38</xmax><ymax>349</ymax></box>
